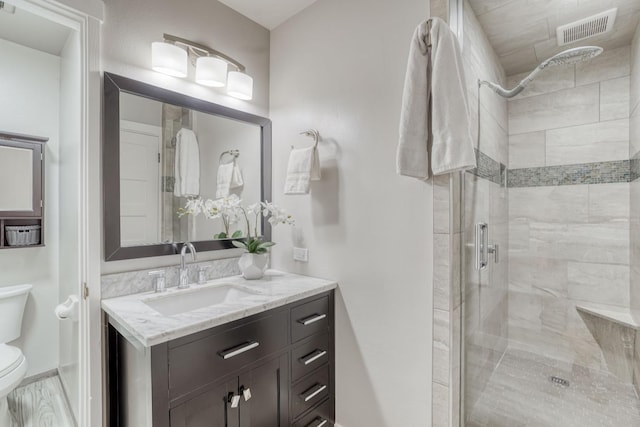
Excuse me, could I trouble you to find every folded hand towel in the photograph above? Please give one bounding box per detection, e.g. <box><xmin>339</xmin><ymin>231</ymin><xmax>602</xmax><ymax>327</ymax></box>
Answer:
<box><xmin>174</xmin><ymin>128</ymin><xmax>200</xmax><ymax>197</ymax></box>
<box><xmin>231</xmin><ymin>160</ymin><xmax>244</xmax><ymax>189</ymax></box>
<box><xmin>216</xmin><ymin>162</ymin><xmax>235</xmax><ymax>198</ymax></box>
<box><xmin>396</xmin><ymin>17</ymin><xmax>476</xmax><ymax>179</ymax></box>
<box><xmin>284</xmin><ymin>146</ymin><xmax>321</xmax><ymax>195</ymax></box>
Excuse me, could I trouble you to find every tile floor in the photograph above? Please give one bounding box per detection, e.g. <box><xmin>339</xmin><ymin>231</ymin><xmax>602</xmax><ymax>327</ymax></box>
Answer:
<box><xmin>467</xmin><ymin>349</ymin><xmax>640</xmax><ymax>427</ymax></box>
<box><xmin>8</xmin><ymin>375</ymin><xmax>74</xmax><ymax>427</ymax></box>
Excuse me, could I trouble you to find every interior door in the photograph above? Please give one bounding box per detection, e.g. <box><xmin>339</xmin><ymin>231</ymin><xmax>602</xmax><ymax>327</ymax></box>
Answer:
<box><xmin>119</xmin><ymin>121</ymin><xmax>161</xmax><ymax>246</ymax></box>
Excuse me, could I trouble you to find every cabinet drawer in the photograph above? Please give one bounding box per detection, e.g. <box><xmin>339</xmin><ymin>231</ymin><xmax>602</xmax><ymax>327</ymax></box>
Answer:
<box><xmin>168</xmin><ymin>311</ymin><xmax>288</xmax><ymax>400</ymax></box>
<box><xmin>291</xmin><ymin>296</ymin><xmax>330</xmax><ymax>343</ymax></box>
<box><xmin>292</xmin><ymin>333</ymin><xmax>330</xmax><ymax>382</ymax></box>
<box><xmin>293</xmin><ymin>398</ymin><xmax>333</xmax><ymax>427</ymax></box>
<box><xmin>292</xmin><ymin>365</ymin><xmax>330</xmax><ymax>420</ymax></box>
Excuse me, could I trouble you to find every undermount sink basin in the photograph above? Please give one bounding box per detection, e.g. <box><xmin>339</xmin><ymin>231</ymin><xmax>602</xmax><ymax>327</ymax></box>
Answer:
<box><xmin>144</xmin><ymin>284</ymin><xmax>262</xmax><ymax>316</ymax></box>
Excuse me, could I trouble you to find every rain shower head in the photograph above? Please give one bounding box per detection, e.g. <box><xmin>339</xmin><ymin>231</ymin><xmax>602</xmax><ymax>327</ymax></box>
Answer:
<box><xmin>479</xmin><ymin>46</ymin><xmax>603</xmax><ymax>98</ymax></box>
<box><xmin>543</xmin><ymin>46</ymin><xmax>603</xmax><ymax>67</ymax></box>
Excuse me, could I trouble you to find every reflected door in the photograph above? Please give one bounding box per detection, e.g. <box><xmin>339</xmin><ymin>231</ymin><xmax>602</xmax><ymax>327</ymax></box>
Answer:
<box><xmin>119</xmin><ymin>121</ymin><xmax>161</xmax><ymax>246</ymax></box>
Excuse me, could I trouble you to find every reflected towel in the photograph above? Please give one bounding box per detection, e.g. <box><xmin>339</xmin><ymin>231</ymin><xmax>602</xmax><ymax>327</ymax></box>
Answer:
<box><xmin>216</xmin><ymin>160</ymin><xmax>244</xmax><ymax>198</ymax></box>
<box><xmin>284</xmin><ymin>146</ymin><xmax>321</xmax><ymax>195</ymax></box>
<box><xmin>174</xmin><ymin>128</ymin><xmax>200</xmax><ymax>197</ymax></box>
<box><xmin>232</xmin><ymin>160</ymin><xmax>244</xmax><ymax>189</ymax></box>
<box><xmin>396</xmin><ymin>17</ymin><xmax>476</xmax><ymax>179</ymax></box>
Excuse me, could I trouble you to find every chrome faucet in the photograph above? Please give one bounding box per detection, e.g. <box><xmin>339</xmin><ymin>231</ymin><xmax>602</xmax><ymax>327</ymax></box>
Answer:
<box><xmin>179</xmin><ymin>242</ymin><xmax>197</xmax><ymax>289</ymax></box>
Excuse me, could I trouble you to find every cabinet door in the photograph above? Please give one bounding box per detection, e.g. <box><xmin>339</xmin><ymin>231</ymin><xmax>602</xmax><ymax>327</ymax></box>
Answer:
<box><xmin>239</xmin><ymin>354</ymin><xmax>289</xmax><ymax>427</ymax></box>
<box><xmin>170</xmin><ymin>379</ymin><xmax>239</xmax><ymax>427</ymax></box>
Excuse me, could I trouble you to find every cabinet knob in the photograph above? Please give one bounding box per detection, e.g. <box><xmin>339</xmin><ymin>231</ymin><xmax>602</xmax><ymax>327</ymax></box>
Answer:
<box><xmin>228</xmin><ymin>392</ymin><xmax>241</xmax><ymax>408</ymax></box>
<box><xmin>240</xmin><ymin>386</ymin><xmax>252</xmax><ymax>402</ymax></box>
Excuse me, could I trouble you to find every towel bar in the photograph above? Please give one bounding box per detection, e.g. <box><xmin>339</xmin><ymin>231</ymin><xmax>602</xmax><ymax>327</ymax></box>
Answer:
<box><xmin>219</xmin><ymin>149</ymin><xmax>240</xmax><ymax>163</ymax></box>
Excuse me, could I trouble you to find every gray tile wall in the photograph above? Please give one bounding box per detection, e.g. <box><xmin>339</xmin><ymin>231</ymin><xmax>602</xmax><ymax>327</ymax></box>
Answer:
<box><xmin>507</xmin><ymin>44</ymin><xmax>633</xmax><ymax>372</ymax></box>
<box><xmin>630</xmin><ymin>21</ymin><xmax>640</xmax><ymax>396</ymax></box>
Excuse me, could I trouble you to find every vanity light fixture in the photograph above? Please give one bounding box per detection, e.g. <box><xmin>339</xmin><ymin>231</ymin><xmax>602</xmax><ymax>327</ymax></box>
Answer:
<box><xmin>151</xmin><ymin>33</ymin><xmax>253</xmax><ymax>100</ymax></box>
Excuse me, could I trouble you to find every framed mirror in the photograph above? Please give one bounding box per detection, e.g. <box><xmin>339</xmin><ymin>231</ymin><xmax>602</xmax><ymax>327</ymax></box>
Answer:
<box><xmin>103</xmin><ymin>73</ymin><xmax>272</xmax><ymax>261</ymax></box>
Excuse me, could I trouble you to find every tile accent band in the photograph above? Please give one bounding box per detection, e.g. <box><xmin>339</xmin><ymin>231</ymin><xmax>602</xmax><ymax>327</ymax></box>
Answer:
<box><xmin>468</xmin><ymin>149</ymin><xmax>506</xmax><ymax>187</ymax></box>
<box><xmin>466</xmin><ymin>149</ymin><xmax>633</xmax><ymax>187</ymax></box>
<box><xmin>508</xmin><ymin>160</ymin><xmax>630</xmax><ymax>188</ymax></box>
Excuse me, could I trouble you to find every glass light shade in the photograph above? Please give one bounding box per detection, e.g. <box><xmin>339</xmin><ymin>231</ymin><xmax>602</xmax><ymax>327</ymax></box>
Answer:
<box><xmin>195</xmin><ymin>56</ymin><xmax>228</xmax><ymax>87</ymax></box>
<box><xmin>151</xmin><ymin>42</ymin><xmax>188</xmax><ymax>78</ymax></box>
<box><xmin>227</xmin><ymin>71</ymin><xmax>253</xmax><ymax>100</ymax></box>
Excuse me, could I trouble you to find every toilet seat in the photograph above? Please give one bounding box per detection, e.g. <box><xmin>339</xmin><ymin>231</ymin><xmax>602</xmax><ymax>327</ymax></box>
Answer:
<box><xmin>0</xmin><ymin>345</ymin><xmax>23</xmax><ymax>378</ymax></box>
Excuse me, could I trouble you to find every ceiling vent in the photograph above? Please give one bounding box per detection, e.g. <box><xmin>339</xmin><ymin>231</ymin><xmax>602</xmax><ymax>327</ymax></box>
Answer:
<box><xmin>556</xmin><ymin>8</ymin><xmax>617</xmax><ymax>46</ymax></box>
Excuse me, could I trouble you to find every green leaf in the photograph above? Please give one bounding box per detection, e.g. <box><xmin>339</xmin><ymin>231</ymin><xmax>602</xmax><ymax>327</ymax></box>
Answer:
<box><xmin>231</xmin><ymin>230</ymin><xmax>243</xmax><ymax>238</ymax></box>
<box><xmin>257</xmin><ymin>242</ymin><xmax>275</xmax><ymax>251</ymax></box>
<box><xmin>232</xmin><ymin>240</ymin><xmax>247</xmax><ymax>249</ymax></box>
<box><xmin>215</xmin><ymin>232</ymin><xmax>228</xmax><ymax>239</ymax></box>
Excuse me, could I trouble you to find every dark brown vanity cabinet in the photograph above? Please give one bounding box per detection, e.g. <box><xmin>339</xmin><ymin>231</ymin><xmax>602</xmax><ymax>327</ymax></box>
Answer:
<box><xmin>108</xmin><ymin>290</ymin><xmax>335</xmax><ymax>427</ymax></box>
<box><xmin>0</xmin><ymin>131</ymin><xmax>47</xmax><ymax>249</ymax></box>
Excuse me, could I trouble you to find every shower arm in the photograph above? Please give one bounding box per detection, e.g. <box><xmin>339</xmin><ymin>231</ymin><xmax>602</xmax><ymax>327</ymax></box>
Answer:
<box><xmin>478</xmin><ymin>60</ymin><xmax>551</xmax><ymax>99</ymax></box>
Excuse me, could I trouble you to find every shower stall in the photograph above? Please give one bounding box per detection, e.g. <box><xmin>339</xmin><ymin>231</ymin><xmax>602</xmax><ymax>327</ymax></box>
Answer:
<box><xmin>432</xmin><ymin>0</ymin><xmax>640</xmax><ymax>425</ymax></box>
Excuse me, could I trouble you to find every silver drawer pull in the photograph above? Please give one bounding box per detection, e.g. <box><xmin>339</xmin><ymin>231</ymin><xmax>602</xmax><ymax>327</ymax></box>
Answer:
<box><xmin>300</xmin><ymin>350</ymin><xmax>327</xmax><ymax>366</ymax></box>
<box><xmin>218</xmin><ymin>341</ymin><xmax>260</xmax><ymax>359</ymax></box>
<box><xmin>301</xmin><ymin>384</ymin><xmax>327</xmax><ymax>402</ymax></box>
<box><xmin>306</xmin><ymin>418</ymin><xmax>328</xmax><ymax>427</ymax></box>
<box><xmin>299</xmin><ymin>313</ymin><xmax>327</xmax><ymax>326</ymax></box>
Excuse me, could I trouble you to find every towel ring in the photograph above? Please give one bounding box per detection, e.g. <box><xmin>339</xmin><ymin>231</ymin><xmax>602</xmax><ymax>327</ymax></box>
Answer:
<box><xmin>219</xmin><ymin>149</ymin><xmax>240</xmax><ymax>164</ymax></box>
<box><xmin>292</xmin><ymin>129</ymin><xmax>320</xmax><ymax>150</ymax></box>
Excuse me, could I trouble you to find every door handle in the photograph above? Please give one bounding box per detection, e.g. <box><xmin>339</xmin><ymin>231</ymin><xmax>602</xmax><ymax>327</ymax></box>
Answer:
<box><xmin>475</xmin><ymin>223</ymin><xmax>498</xmax><ymax>270</ymax></box>
<box><xmin>301</xmin><ymin>384</ymin><xmax>327</xmax><ymax>402</ymax></box>
<box><xmin>218</xmin><ymin>341</ymin><xmax>260</xmax><ymax>359</ymax></box>
<box><xmin>298</xmin><ymin>313</ymin><xmax>327</xmax><ymax>326</ymax></box>
<box><xmin>475</xmin><ymin>223</ymin><xmax>488</xmax><ymax>271</ymax></box>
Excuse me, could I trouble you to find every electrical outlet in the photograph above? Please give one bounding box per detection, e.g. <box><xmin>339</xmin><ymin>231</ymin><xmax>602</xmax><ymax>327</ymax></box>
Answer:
<box><xmin>293</xmin><ymin>247</ymin><xmax>309</xmax><ymax>262</ymax></box>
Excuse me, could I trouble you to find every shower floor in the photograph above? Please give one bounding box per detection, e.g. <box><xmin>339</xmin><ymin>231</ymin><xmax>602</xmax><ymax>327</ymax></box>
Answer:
<box><xmin>466</xmin><ymin>348</ymin><xmax>640</xmax><ymax>427</ymax></box>
<box><xmin>8</xmin><ymin>374</ymin><xmax>74</xmax><ymax>427</ymax></box>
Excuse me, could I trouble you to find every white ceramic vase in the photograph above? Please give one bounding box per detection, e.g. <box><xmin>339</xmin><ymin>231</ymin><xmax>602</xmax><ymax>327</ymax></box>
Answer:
<box><xmin>238</xmin><ymin>253</ymin><xmax>269</xmax><ymax>280</ymax></box>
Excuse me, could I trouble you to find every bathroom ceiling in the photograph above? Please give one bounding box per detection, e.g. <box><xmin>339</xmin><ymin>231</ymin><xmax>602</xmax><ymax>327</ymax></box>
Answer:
<box><xmin>0</xmin><ymin>6</ymin><xmax>71</xmax><ymax>55</ymax></box>
<box><xmin>218</xmin><ymin>0</ymin><xmax>319</xmax><ymax>30</ymax></box>
<box><xmin>467</xmin><ymin>0</ymin><xmax>640</xmax><ymax>75</ymax></box>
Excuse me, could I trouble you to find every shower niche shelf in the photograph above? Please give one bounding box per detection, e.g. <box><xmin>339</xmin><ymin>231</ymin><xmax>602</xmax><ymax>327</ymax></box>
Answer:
<box><xmin>0</xmin><ymin>131</ymin><xmax>47</xmax><ymax>249</ymax></box>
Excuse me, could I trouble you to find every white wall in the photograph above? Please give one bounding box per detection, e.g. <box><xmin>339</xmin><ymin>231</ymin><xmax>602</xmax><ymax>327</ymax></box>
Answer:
<box><xmin>101</xmin><ymin>0</ymin><xmax>269</xmax><ymax>118</ymax></box>
<box><xmin>270</xmin><ymin>0</ymin><xmax>433</xmax><ymax>425</ymax></box>
<box><xmin>101</xmin><ymin>0</ymin><xmax>271</xmax><ymax>274</ymax></box>
<box><xmin>0</xmin><ymin>38</ymin><xmax>61</xmax><ymax>377</ymax></box>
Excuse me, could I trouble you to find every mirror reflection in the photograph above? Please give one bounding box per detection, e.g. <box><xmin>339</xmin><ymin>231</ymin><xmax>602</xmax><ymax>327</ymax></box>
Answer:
<box><xmin>0</xmin><ymin>145</ymin><xmax>33</xmax><ymax>211</ymax></box>
<box><xmin>119</xmin><ymin>92</ymin><xmax>261</xmax><ymax>247</ymax></box>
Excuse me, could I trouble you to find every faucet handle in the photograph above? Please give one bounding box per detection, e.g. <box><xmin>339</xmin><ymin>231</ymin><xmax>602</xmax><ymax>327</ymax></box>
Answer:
<box><xmin>148</xmin><ymin>270</ymin><xmax>166</xmax><ymax>293</ymax></box>
<box><xmin>197</xmin><ymin>266</ymin><xmax>207</xmax><ymax>284</ymax></box>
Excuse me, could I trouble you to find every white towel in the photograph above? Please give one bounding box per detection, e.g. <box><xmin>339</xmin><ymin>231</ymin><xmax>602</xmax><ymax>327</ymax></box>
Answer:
<box><xmin>174</xmin><ymin>128</ymin><xmax>200</xmax><ymax>197</ymax></box>
<box><xmin>216</xmin><ymin>160</ymin><xmax>244</xmax><ymax>198</ymax></box>
<box><xmin>216</xmin><ymin>162</ymin><xmax>234</xmax><ymax>198</ymax></box>
<box><xmin>396</xmin><ymin>18</ymin><xmax>476</xmax><ymax>179</ymax></box>
<box><xmin>284</xmin><ymin>146</ymin><xmax>321</xmax><ymax>195</ymax></box>
<box><xmin>231</xmin><ymin>160</ymin><xmax>244</xmax><ymax>189</ymax></box>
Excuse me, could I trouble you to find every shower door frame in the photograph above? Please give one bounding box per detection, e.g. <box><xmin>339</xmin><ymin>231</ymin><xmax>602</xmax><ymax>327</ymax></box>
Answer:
<box><xmin>430</xmin><ymin>0</ymin><xmax>466</xmax><ymax>426</ymax></box>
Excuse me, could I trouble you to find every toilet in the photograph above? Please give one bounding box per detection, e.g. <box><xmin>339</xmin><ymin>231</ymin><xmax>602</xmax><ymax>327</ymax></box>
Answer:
<box><xmin>0</xmin><ymin>284</ymin><xmax>32</xmax><ymax>426</ymax></box>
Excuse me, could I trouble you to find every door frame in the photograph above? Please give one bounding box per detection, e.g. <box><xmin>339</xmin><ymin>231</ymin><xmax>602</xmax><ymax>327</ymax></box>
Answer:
<box><xmin>9</xmin><ymin>0</ymin><xmax>103</xmax><ymax>425</ymax></box>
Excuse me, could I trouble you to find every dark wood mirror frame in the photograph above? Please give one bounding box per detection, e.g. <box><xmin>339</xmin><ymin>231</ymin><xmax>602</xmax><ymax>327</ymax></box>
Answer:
<box><xmin>103</xmin><ymin>72</ymin><xmax>272</xmax><ymax>261</ymax></box>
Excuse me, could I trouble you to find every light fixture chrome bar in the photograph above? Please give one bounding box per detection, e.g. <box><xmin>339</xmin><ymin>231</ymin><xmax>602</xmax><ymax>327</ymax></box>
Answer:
<box><xmin>163</xmin><ymin>33</ymin><xmax>246</xmax><ymax>72</ymax></box>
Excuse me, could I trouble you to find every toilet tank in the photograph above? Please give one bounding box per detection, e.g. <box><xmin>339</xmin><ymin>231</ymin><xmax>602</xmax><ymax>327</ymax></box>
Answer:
<box><xmin>0</xmin><ymin>284</ymin><xmax>32</xmax><ymax>343</ymax></box>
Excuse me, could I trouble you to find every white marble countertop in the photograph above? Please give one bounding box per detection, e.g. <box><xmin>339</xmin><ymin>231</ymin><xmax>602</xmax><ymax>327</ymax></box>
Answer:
<box><xmin>101</xmin><ymin>270</ymin><xmax>337</xmax><ymax>348</ymax></box>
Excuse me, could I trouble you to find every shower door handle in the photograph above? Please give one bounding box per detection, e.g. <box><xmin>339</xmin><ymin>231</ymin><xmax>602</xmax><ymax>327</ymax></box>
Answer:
<box><xmin>475</xmin><ymin>223</ymin><xmax>488</xmax><ymax>271</ymax></box>
<box><xmin>475</xmin><ymin>223</ymin><xmax>498</xmax><ymax>271</ymax></box>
